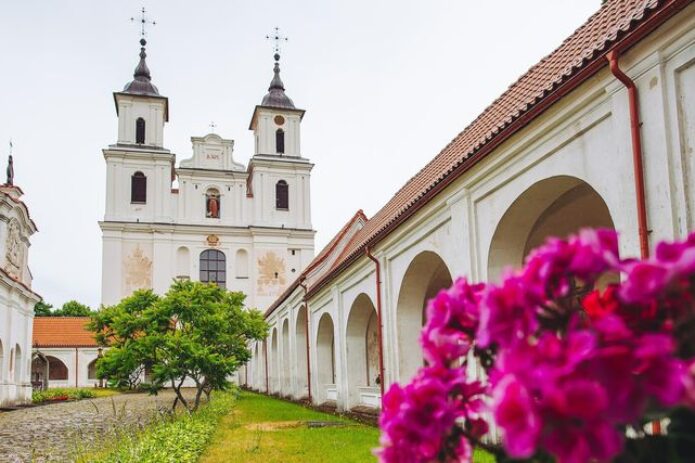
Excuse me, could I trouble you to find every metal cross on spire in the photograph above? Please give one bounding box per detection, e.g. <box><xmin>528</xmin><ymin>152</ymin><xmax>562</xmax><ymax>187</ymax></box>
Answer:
<box><xmin>209</xmin><ymin>121</ymin><xmax>217</xmax><ymax>133</ymax></box>
<box><xmin>131</xmin><ymin>7</ymin><xmax>156</xmax><ymax>38</ymax></box>
<box><xmin>266</xmin><ymin>27</ymin><xmax>288</xmax><ymax>56</ymax></box>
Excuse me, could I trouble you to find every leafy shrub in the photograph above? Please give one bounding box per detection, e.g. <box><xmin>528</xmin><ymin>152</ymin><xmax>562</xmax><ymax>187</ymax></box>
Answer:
<box><xmin>32</xmin><ymin>387</ymin><xmax>96</xmax><ymax>404</ymax></box>
<box><xmin>84</xmin><ymin>390</ymin><xmax>236</xmax><ymax>463</ymax></box>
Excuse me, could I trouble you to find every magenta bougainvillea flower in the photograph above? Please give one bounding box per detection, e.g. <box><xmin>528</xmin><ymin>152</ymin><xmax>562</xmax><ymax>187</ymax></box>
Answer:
<box><xmin>377</xmin><ymin>230</ymin><xmax>695</xmax><ymax>463</ymax></box>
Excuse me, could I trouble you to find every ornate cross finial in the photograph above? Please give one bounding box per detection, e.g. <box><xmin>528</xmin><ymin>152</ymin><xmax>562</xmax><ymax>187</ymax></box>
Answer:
<box><xmin>131</xmin><ymin>7</ymin><xmax>156</xmax><ymax>39</ymax></box>
<box><xmin>8</xmin><ymin>139</ymin><xmax>12</xmax><ymax>157</ymax></box>
<box><xmin>209</xmin><ymin>121</ymin><xmax>217</xmax><ymax>133</ymax></box>
<box><xmin>265</xmin><ymin>27</ymin><xmax>288</xmax><ymax>57</ymax></box>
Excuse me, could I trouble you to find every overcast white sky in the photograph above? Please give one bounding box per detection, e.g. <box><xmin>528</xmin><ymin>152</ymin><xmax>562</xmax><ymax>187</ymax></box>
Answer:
<box><xmin>0</xmin><ymin>1</ymin><xmax>599</xmax><ymax>308</ymax></box>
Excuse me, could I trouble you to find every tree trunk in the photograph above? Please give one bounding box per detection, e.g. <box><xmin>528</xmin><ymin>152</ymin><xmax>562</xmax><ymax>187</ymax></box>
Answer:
<box><xmin>172</xmin><ymin>377</ymin><xmax>189</xmax><ymax>412</ymax></box>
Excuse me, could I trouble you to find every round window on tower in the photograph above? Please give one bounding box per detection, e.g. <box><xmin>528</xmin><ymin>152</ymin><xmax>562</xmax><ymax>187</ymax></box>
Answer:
<box><xmin>274</xmin><ymin>115</ymin><xmax>285</xmax><ymax>126</ymax></box>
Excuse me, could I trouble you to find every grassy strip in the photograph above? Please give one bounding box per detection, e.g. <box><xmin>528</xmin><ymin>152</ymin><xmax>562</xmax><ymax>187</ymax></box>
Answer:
<box><xmin>201</xmin><ymin>391</ymin><xmax>494</xmax><ymax>462</ymax></box>
<box><xmin>32</xmin><ymin>387</ymin><xmax>119</xmax><ymax>404</ymax></box>
<box><xmin>81</xmin><ymin>391</ymin><xmax>236</xmax><ymax>463</ymax></box>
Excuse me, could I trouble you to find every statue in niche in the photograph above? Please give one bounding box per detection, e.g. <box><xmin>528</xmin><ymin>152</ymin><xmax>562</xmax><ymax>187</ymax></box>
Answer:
<box><xmin>5</xmin><ymin>218</ymin><xmax>23</xmax><ymax>278</ymax></box>
<box><xmin>6</xmin><ymin>154</ymin><xmax>13</xmax><ymax>186</ymax></box>
<box><xmin>206</xmin><ymin>190</ymin><xmax>220</xmax><ymax>218</ymax></box>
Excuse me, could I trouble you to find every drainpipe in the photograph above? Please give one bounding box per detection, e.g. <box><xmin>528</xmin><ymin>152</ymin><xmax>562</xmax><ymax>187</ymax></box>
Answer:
<box><xmin>264</xmin><ymin>339</ymin><xmax>269</xmax><ymax>394</ymax></box>
<box><xmin>75</xmin><ymin>348</ymin><xmax>79</xmax><ymax>388</ymax></box>
<box><xmin>365</xmin><ymin>247</ymin><xmax>386</xmax><ymax>401</ymax></box>
<box><xmin>299</xmin><ymin>277</ymin><xmax>312</xmax><ymax>402</ymax></box>
<box><xmin>607</xmin><ymin>50</ymin><xmax>657</xmax><ymax>435</ymax></box>
<box><xmin>606</xmin><ymin>50</ymin><xmax>650</xmax><ymax>259</ymax></box>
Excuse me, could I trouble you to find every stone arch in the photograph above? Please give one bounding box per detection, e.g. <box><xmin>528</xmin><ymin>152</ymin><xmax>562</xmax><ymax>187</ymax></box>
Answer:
<box><xmin>176</xmin><ymin>246</ymin><xmax>190</xmax><ymax>279</ymax></box>
<box><xmin>270</xmin><ymin>327</ymin><xmax>279</xmax><ymax>393</ymax></box>
<box><xmin>13</xmin><ymin>344</ymin><xmax>22</xmax><ymax>384</ymax></box>
<box><xmin>396</xmin><ymin>251</ymin><xmax>453</xmax><ymax>383</ymax></box>
<box><xmin>281</xmin><ymin>318</ymin><xmax>290</xmax><ymax>394</ymax></box>
<box><xmin>87</xmin><ymin>358</ymin><xmax>99</xmax><ymax>380</ymax></box>
<box><xmin>316</xmin><ymin>312</ymin><xmax>336</xmax><ymax>403</ymax></box>
<box><xmin>345</xmin><ymin>293</ymin><xmax>379</xmax><ymax>409</ymax></box>
<box><xmin>488</xmin><ymin>176</ymin><xmax>615</xmax><ymax>281</ymax></box>
<box><xmin>295</xmin><ymin>305</ymin><xmax>309</xmax><ymax>398</ymax></box>
<box><xmin>0</xmin><ymin>338</ymin><xmax>4</xmax><ymax>382</ymax></box>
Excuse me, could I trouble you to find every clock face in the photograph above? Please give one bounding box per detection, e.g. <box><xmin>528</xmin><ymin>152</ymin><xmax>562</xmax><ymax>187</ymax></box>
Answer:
<box><xmin>274</xmin><ymin>115</ymin><xmax>285</xmax><ymax>126</ymax></box>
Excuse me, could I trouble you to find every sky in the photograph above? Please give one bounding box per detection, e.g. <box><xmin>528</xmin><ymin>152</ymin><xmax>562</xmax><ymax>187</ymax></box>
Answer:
<box><xmin>0</xmin><ymin>0</ymin><xmax>599</xmax><ymax>309</ymax></box>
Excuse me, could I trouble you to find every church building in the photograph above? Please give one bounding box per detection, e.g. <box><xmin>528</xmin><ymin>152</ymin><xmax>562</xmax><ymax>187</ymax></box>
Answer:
<box><xmin>0</xmin><ymin>158</ymin><xmax>41</xmax><ymax>407</ymax></box>
<box><xmin>100</xmin><ymin>39</ymin><xmax>315</xmax><ymax>310</ymax></box>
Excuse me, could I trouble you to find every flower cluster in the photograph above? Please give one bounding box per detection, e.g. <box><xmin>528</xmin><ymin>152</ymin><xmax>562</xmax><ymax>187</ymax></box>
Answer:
<box><xmin>378</xmin><ymin>229</ymin><xmax>695</xmax><ymax>463</ymax></box>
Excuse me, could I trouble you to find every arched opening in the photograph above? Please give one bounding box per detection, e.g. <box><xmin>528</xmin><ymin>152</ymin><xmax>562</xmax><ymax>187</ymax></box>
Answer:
<box><xmin>396</xmin><ymin>251</ymin><xmax>453</xmax><ymax>383</ymax></box>
<box><xmin>316</xmin><ymin>313</ymin><xmax>336</xmax><ymax>403</ymax></box>
<box><xmin>253</xmin><ymin>343</ymin><xmax>260</xmax><ymax>390</ymax></box>
<box><xmin>488</xmin><ymin>176</ymin><xmax>615</xmax><ymax>281</ymax></box>
<box><xmin>270</xmin><ymin>327</ymin><xmax>279</xmax><ymax>393</ymax></box>
<box><xmin>0</xmin><ymin>339</ymin><xmax>4</xmax><ymax>382</ymax></box>
<box><xmin>13</xmin><ymin>345</ymin><xmax>22</xmax><ymax>384</ymax></box>
<box><xmin>87</xmin><ymin>359</ymin><xmax>98</xmax><ymax>380</ymax></box>
<box><xmin>235</xmin><ymin>249</ymin><xmax>249</xmax><ymax>279</ymax></box>
<box><xmin>200</xmin><ymin>249</ymin><xmax>226</xmax><ymax>288</ymax></box>
<box><xmin>131</xmin><ymin>171</ymin><xmax>147</xmax><ymax>204</ymax></box>
<box><xmin>206</xmin><ymin>188</ymin><xmax>221</xmax><ymax>218</ymax></box>
<box><xmin>276</xmin><ymin>129</ymin><xmax>285</xmax><ymax>154</ymax></box>
<box><xmin>45</xmin><ymin>356</ymin><xmax>69</xmax><ymax>381</ymax></box>
<box><xmin>295</xmin><ymin>305</ymin><xmax>309</xmax><ymax>398</ymax></box>
<box><xmin>176</xmin><ymin>246</ymin><xmax>190</xmax><ymax>279</ymax></box>
<box><xmin>346</xmin><ymin>293</ymin><xmax>379</xmax><ymax>409</ymax></box>
<box><xmin>282</xmin><ymin>318</ymin><xmax>290</xmax><ymax>394</ymax></box>
<box><xmin>276</xmin><ymin>180</ymin><xmax>289</xmax><ymax>210</ymax></box>
<box><xmin>136</xmin><ymin>117</ymin><xmax>146</xmax><ymax>144</ymax></box>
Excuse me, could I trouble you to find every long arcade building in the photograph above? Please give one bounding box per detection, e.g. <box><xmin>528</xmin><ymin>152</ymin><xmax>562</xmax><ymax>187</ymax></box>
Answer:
<box><xmin>245</xmin><ymin>0</ymin><xmax>695</xmax><ymax>413</ymax></box>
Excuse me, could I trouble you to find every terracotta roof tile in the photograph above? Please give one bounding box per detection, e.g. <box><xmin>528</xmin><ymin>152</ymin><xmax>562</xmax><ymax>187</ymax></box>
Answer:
<box><xmin>33</xmin><ymin>317</ymin><xmax>98</xmax><ymax>348</ymax></box>
<box><xmin>293</xmin><ymin>0</ymin><xmax>683</xmax><ymax>301</ymax></box>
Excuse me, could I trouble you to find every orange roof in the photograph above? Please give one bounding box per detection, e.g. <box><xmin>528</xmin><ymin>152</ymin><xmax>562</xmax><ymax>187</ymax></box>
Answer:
<box><xmin>265</xmin><ymin>0</ymin><xmax>689</xmax><ymax>312</ymax></box>
<box><xmin>33</xmin><ymin>317</ymin><xmax>98</xmax><ymax>348</ymax></box>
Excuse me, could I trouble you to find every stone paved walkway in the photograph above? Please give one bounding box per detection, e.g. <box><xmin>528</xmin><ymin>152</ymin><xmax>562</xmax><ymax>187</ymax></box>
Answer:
<box><xmin>0</xmin><ymin>390</ymin><xmax>192</xmax><ymax>463</ymax></box>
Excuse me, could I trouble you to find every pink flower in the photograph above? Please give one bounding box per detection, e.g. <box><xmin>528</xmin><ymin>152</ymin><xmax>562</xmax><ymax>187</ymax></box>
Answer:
<box><xmin>492</xmin><ymin>375</ymin><xmax>541</xmax><ymax>458</ymax></box>
<box><xmin>477</xmin><ymin>276</ymin><xmax>538</xmax><ymax>348</ymax></box>
<box><xmin>421</xmin><ymin>278</ymin><xmax>484</xmax><ymax>366</ymax></box>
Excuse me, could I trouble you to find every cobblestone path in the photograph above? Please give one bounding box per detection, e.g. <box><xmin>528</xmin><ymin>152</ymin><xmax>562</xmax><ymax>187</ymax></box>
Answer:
<box><xmin>0</xmin><ymin>390</ymin><xmax>192</xmax><ymax>463</ymax></box>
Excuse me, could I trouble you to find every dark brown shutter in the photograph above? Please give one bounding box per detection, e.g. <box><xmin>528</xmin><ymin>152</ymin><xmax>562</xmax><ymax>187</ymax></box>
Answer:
<box><xmin>136</xmin><ymin>118</ymin><xmax>146</xmax><ymax>144</ymax></box>
<box><xmin>276</xmin><ymin>180</ymin><xmax>288</xmax><ymax>209</ymax></box>
<box><xmin>131</xmin><ymin>172</ymin><xmax>147</xmax><ymax>203</ymax></box>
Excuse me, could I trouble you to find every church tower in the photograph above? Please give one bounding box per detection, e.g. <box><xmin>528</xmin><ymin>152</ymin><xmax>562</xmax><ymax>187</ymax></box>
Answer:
<box><xmin>248</xmin><ymin>52</ymin><xmax>313</xmax><ymax>231</ymax></box>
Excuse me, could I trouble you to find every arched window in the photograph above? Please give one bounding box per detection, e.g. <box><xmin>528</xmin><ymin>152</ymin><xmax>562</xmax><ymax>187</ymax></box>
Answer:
<box><xmin>206</xmin><ymin>188</ymin><xmax>221</xmax><ymax>218</ymax></box>
<box><xmin>276</xmin><ymin>129</ymin><xmax>285</xmax><ymax>154</ymax></box>
<box><xmin>176</xmin><ymin>246</ymin><xmax>190</xmax><ymax>279</ymax></box>
<box><xmin>276</xmin><ymin>180</ymin><xmax>288</xmax><ymax>210</ymax></box>
<box><xmin>87</xmin><ymin>359</ymin><xmax>98</xmax><ymax>380</ymax></box>
<box><xmin>131</xmin><ymin>171</ymin><xmax>147</xmax><ymax>203</ymax></box>
<box><xmin>136</xmin><ymin>117</ymin><xmax>146</xmax><ymax>144</ymax></box>
<box><xmin>200</xmin><ymin>249</ymin><xmax>226</xmax><ymax>288</ymax></box>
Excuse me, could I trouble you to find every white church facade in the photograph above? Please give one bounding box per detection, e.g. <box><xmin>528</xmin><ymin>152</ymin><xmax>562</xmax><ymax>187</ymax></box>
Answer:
<box><xmin>0</xmin><ymin>169</ymin><xmax>41</xmax><ymax>407</ymax></box>
<box><xmin>245</xmin><ymin>0</ymin><xmax>695</xmax><ymax>414</ymax></box>
<box><xmin>100</xmin><ymin>40</ymin><xmax>315</xmax><ymax>310</ymax></box>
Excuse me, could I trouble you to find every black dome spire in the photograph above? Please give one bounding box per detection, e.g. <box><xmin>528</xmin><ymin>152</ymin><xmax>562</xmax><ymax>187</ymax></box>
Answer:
<box><xmin>123</xmin><ymin>38</ymin><xmax>160</xmax><ymax>96</ymax></box>
<box><xmin>261</xmin><ymin>53</ymin><xmax>295</xmax><ymax>109</ymax></box>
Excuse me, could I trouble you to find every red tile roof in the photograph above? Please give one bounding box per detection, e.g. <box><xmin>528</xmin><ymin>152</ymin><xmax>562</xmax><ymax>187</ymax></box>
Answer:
<box><xmin>33</xmin><ymin>317</ymin><xmax>98</xmax><ymax>348</ymax></box>
<box><xmin>264</xmin><ymin>210</ymin><xmax>367</xmax><ymax>316</ymax></box>
<box><xmin>267</xmin><ymin>0</ymin><xmax>690</xmax><ymax>310</ymax></box>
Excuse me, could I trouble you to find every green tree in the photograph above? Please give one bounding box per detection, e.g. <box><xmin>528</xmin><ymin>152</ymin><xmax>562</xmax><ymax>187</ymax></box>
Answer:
<box><xmin>34</xmin><ymin>301</ymin><xmax>54</xmax><ymax>316</ymax></box>
<box><xmin>57</xmin><ymin>300</ymin><xmax>93</xmax><ymax>317</ymax></box>
<box><xmin>90</xmin><ymin>280</ymin><xmax>268</xmax><ymax>411</ymax></box>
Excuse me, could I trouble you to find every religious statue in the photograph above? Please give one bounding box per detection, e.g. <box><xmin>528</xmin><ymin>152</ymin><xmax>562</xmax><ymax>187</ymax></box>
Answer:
<box><xmin>6</xmin><ymin>154</ymin><xmax>13</xmax><ymax>186</ymax></box>
<box><xmin>207</xmin><ymin>194</ymin><xmax>220</xmax><ymax>218</ymax></box>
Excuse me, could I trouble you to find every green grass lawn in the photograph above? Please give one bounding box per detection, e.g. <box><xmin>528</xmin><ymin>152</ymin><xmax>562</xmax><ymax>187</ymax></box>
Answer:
<box><xmin>200</xmin><ymin>390</ymin><xmax>495</xmax><ymax>463</ymax></box>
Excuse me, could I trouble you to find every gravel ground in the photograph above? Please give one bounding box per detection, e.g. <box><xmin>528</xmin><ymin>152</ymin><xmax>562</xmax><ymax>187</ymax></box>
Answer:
<box><xmin>0</xmin><ymin>390</ymin><xmax>194</xmax><ymax>463</ymax></box>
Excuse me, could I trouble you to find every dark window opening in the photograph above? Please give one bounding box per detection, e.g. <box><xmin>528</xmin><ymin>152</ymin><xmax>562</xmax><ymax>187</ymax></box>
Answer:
<box><xmin>276</xmin><ymin>180</ymin><xmax>288</xmax><ymax>210</ymax></box>
<box><xmin>276</xmin><ymin>129</ymin><xmax>285</xmax><ymax>154</ymax></box>
<box><xmin>131</xmin><ymin>171</ymin><xmax>147</xmax><ymax>203</ymax></box>
<box><xmin>200</xmin><ymin>249</ymin><xmax>226</xmax><ymax>288</ymax></box>
<box><xmin>136</xmin><ymin>117</ymin><xmax>146</xmax><ymax>144</ymax></box>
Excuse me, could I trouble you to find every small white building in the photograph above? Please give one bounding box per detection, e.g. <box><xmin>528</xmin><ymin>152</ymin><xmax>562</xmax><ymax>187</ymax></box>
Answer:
<box><xmin>31</xmin><ymin>317</ymin><xmax>101</xmax><ymax>389</ymax></box>
<box><xmin>100</xmin><ymin>42</ymin><xmax>315</xmax><ymax>310</ymax></box>
<box><xmin>0</xmin><ymin>176</ymin><xmax>41</xmax><ymax>407</ymax></box>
